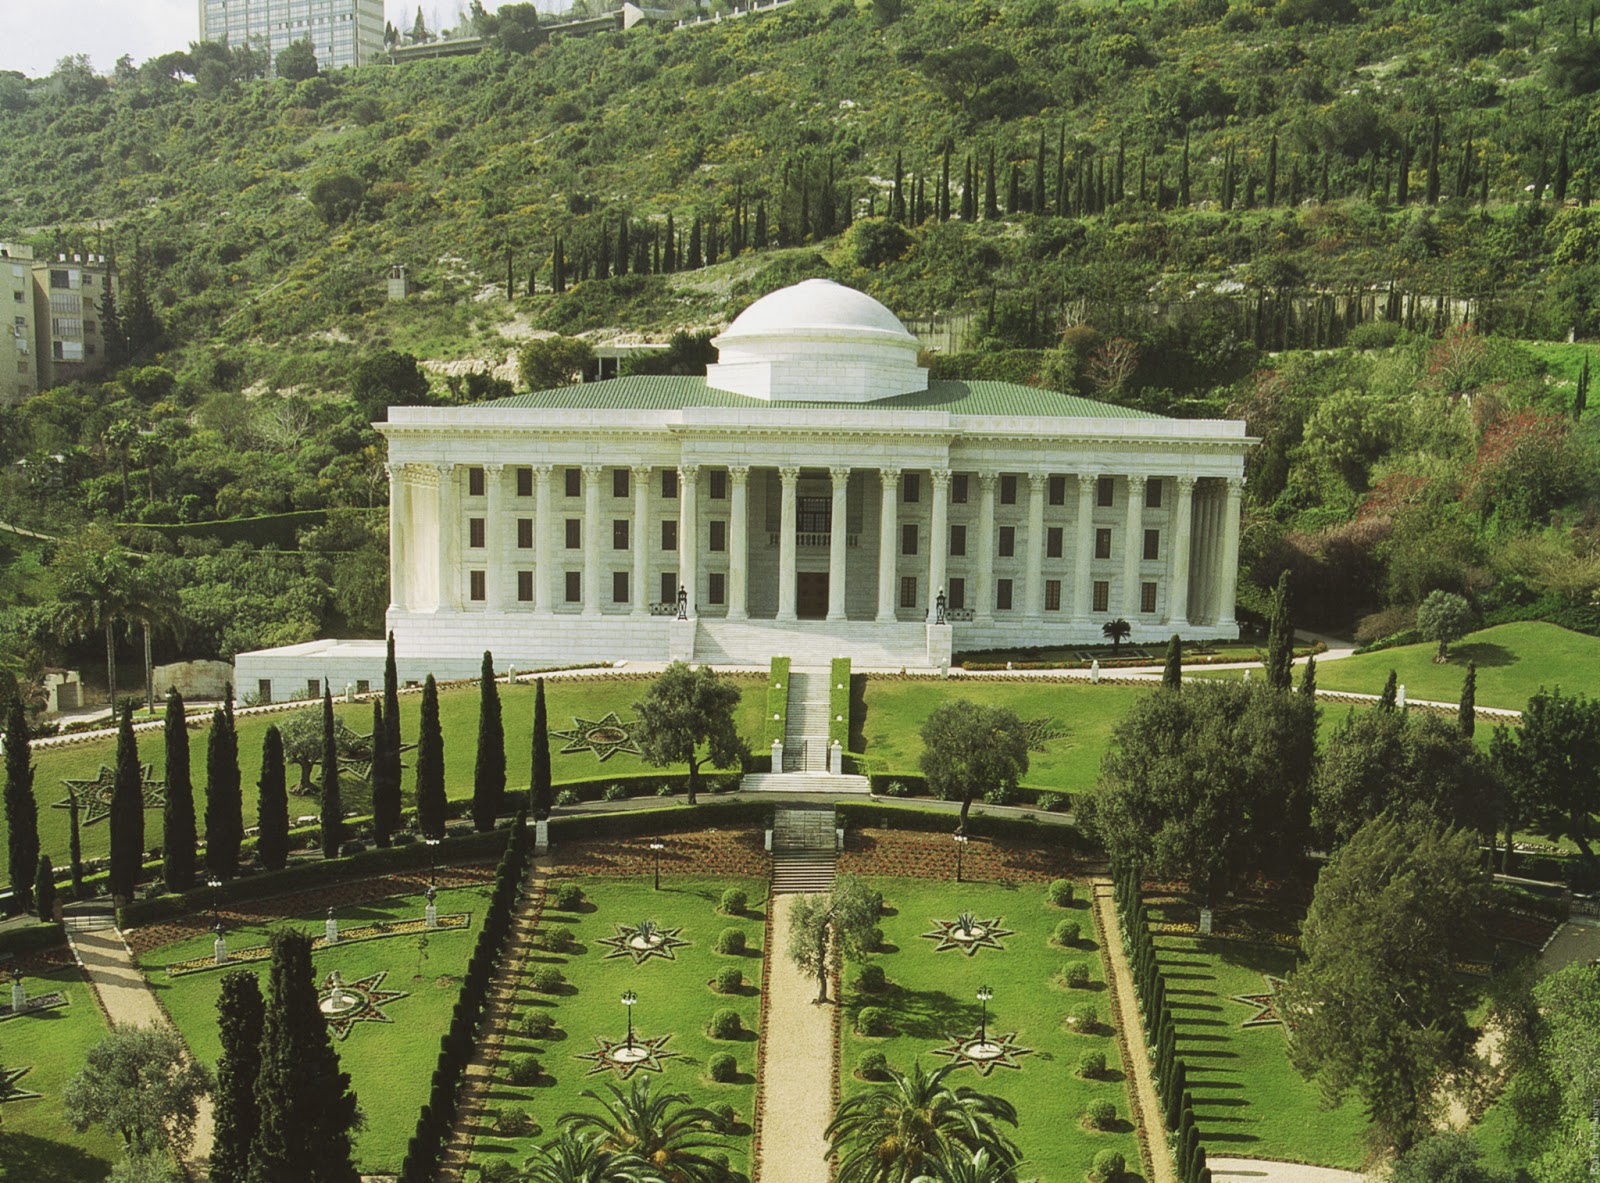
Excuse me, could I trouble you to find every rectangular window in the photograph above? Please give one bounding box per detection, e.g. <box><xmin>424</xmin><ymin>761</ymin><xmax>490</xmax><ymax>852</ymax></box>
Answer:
<box><xmin>710</xmin><ymin>520</ymin><xmax>727</xmax><ymax>552</ymax></box>
<box><xmin>468</xmin><ymin>518</ymin><xmax>485</xmax><ymax>548</ymax></box>
<box><xmin>565</xmin><ymin>571</ymin><xmax>582</xmax><ymax>603</ymax></box>
<box><xmin>709</xmin><ymin>469</ymin><xmax>727</xmax><ymax>500</ymax></box>
<box><xmin>354</xmin><ymin>679</ymin><xmax>370</xmax><ymax>694</ymax></box>
<box><xmin>951</xmin><ymin>474</ymin><xmax>968</xmax><ymax>504</ymax></box>
<box><xmin>662</xmin><ymin>469</ymin><xmax>678</xmax><ymax>498</ymax></box>
<box><xmin>1142</xmin><ymin>581</ymin><xmax>1158</xmax><ymax>613</ymax></box>
<box><xmin>565</xmin><ymin>519</ymin><xmax>581</xmax><ymax>549</ymax></box>
<box><xmin>468</xmin><ymin>466</ymin><xmax>485</xmax><ymax>497</ymax></box>
<box><xmin>708</xmin><ymin>572</ymin><xmax>726</xmax><ymax>604</ymax></box>
<box><xmin>565</xmin><ymin>467</ymin><xmax>581</xmax><ymax>497</ymax></box>
<box><xmin>1093</xmin><ymin>580</ymin><xmax>1110</xmax><ymax>613</ymax></box>
<box><xmin>1097</xmin><ymin>476</ymin><xmax>1114</xmax><ymax>507</ymax></box>
<box><xmin>661</xmin><ymin>573</ymin><xmax>677</xmax><ymax>603</ymax></box>
<box><xmin>662</xmin><ymin>520</ymin><xmax>678</xmax><ymax>551</ymax></box>
<box><xmin>902</xmin><ymin>523</ymin><xmax>918</xmax><ymax>555</ymax></box>
<box><xmin>258</xmin><ymin>679</ymin><xmax>273</xmax><ymax>704</ymax></box>
<box><xmin>949</xmin><ymin>524</ymin><xmax>966</xmax><ymax>557</ymax></box>
<box><xmin>798</xmin><ymin>496</ymin><xmax>830</xmax><ymax>533</ymax></box>
<box><xmin>996</xmin><ymin>579</ymin><xmax>1013</xmax><ymax>610</ymax></box>
<box><xmin>998</xmin><ymin>525</ymin><xmax>1015</xmax><ymax>558</ymax></box>
<box><xmin>613</xmin><ymin>468</ymin><xmax>629</xmax><ymax>498</ymax></box>
<box><xmin>1144</xmin><ymin>529</ymin><xmax>1160</xmax><ymax>561</ymax></box>
<box><xmin>1047</xmin><ymin>526</ymin><xmax>1063</xmax><ymax>559</ymax></box>
<box><xmin>469</xmin><ymin>570</ymin><xmax>486</xmax><ymax>601</ymax></box>
<box><xmin>613</xmin><ymin>571</ymin><xmax>630</xmax><ymax>603</ymax></box>
<box><xmin>1096</xmin><ymin>528</ymin><xmax>1112</xmax><ymax>560</ymax></box>
<box><xmin>307</xmin><ymin>678</ymin><xmax>320</xmax><ymax>698</ymax></box>
<box><xmin>1048</xmin><ymin>475</ymin><xmax>1066</xmax><ymax>506</ymax></box>
<box><xmin>948</xmin><ymin>578</ymin><xmax>965</xmax><ymax>609</ymax></box>
<box><xmin>1146</xmin><ymin>479</ymin><xmax>1163</xmax><ymax>509</ymax></box>
<box><xmin>517</xmin><ymin>570</ymin><xmax>533</xmax><ymax>601</ymax></box>
<box><xmin>999</xmin><ymin>474</ymin><xmax>1017</xmax><ymax>505</ymax></box>
<box><xmin>1045</xmin><ymin>579</ymin><xmax>1062</xmax><ymax>611</ymax></box>
<box><xmin>517</xmin><ymin>518</ymin><xmax>533</xmax><ymax>549</ymax></box>
<box><xmin>614</xmin><ymin>520</ymin><xmax>630</xmax><ymax>550</ymax></box>
<box><xmin>516</xmin><ymin>467</ymin><xmax>533</xmax><ymax>497</ymax></box>
<box><xmin>903</xmin><ymin>472</ymin><xmax>920</xmax><ymax>503</ymax></box>
<box><xmin>899</xmin><ymin>575</ymin><xmax>918</xmax><ymax>609</ymax></box>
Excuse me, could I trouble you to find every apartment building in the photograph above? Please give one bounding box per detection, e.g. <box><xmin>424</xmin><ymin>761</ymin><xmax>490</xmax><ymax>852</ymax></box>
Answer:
<box><xmin>33</xmin><ymin>253</ymin><xmax>118</xmax><ymax>391</ymax></box>
<box><xmin>199</xmin><ymin>0</ymin><xmax>387</xmax><ymax>73</ymax></box>
<box><xmin>0</xmin><ymin>243</ymin><xmax>37</xmax><ymax>406</ymax></box>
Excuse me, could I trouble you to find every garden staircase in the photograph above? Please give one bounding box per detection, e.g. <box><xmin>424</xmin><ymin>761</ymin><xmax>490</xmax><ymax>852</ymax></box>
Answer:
<box><xmin>770</xmin><ymin>807</ymin><xmax>838</xmax><ymax>894</ymax></box>
<box><xmin>782</xmin><ymin>668</ymin><xmax>833</xmax><ymax>772</ymax></box>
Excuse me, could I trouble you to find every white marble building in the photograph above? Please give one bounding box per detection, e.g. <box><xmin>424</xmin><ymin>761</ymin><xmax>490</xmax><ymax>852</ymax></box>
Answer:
<box><xmin>235</xmin><ymin>280</ymin><xmax>1253</xmax><ymax>698</ymax></box>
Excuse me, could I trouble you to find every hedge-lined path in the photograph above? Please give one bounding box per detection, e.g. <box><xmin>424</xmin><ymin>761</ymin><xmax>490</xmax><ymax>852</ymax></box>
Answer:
<box><xmin>436</xmin><ymin>858</ymin><xmax>549</xmax><ymax>1183</ymax></box>
<box><xmin>1090</xmin><ymin>876</ymin><xmax>1178</xmax><ymax>1183</ymax></box>
<box><xmin>69</xmin><ymin>926</ymin><xmax>215</xmax><ymax>1179</ymax></box>
<box><xmin>1209</xmin><ymin>1158</ymin><xmax>1367</xmax><ymax>1182</ymax></box>
<box><xmin>752</xmin><ymin>892</ymin><xmax>834</xmax><ymax>1183</ymax></box>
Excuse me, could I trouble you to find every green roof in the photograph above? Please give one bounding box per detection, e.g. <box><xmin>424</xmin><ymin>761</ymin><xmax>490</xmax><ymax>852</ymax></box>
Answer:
<box><xmin>479</xmin><ymin>377</ymin><xmax>1166</xmax><ymax>419</ymax></box>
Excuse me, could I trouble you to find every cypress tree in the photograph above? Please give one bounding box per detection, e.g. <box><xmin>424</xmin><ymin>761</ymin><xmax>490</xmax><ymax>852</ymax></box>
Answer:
<box><xmin>1114</xmin><ymin>134</ymin><xmax>1125</xmax><ymax>204</ymax></box>
<box><xmin>892</xmin><ymin>151</ymin><xmax>904</xmax><ymax>222</ymax></box>
<box><xmin>663</xmin><ymin>214</ymin><xmax>676</xmax><ymax>272</ymax></box>
<box><xmin>368</xmin><ymin>698</ymin><xmax>389</xmax><ymax>849</ymax></box>
<box><xmin>68</xmin><ymin>785</ymin><xmax>83</xmax><ymax>898</ymax></box>
<box><xmin>1299</xmin><ymin>653</ymin><xmax>1317</xmax><ymax>699</ymax></box>
<box><xmin>688</xmin><ymin>215</ymin><xmax>703</xmax><ymax>268</ymax></box>
<box><xmin>1266</xmin><ymin>134</ymin><xmax>1278</xmax><ymax>206</ymax></box>
<box><xmin>379</xmin><ymin>632</ymin><xmax>403</xmax><ymax>845</ymax></box>
<box><xmin>108</xmin><ymin>705</ymin><xmax>143</xmax><ymax>903</ymax></box>
<box><xmin>1034</xmin><ymin>129</ymin><xmax>1047</xmax><ymax>213</ymax></box>
<box><xmin>984</xmin><ymin>146</ymin><xmax>998</xmax><ymax>220</ymax></box>
<box><xmin>1459</xmin><ymin>662</ymin><xmax>1477</xmax><ymax>738</ymax></box>
<box><xmin>940</xmin><ymin>144</ymin><xmax>951</xmax><ymax>221</ymax></box>
<box><xmin>415</xmin><ymin>674</ymin><xmax>446</xmax><ymax>839</ymax></box>
<box><xmin>473</xmin><ymin>651</ymin><xmax>504</xmax><ymax>833</ymax></box>
<box><xmin>257</xmin><ymin>726</ymin><xmax>288</xmax><ymax>872</ymax></box>
<box><xmin>3</xmin><ymin>691</ymin><xmax>38</xmax><ymax>913</ymax></box>
<box><xmin>1165</xmin><ymin>1058</ymin><xmax>1187</xmax><ymax>1129</ymax></box>
<box><xmin>1576</xmin><ymin>351</ymin><xmax>1590</xmax><ymax>420</ymax></box>
<box><xmin>211</xmin><ymin>969</ymin><xmax>265</xmax><ymax>1183</ymax></box>
<box><xmin>206</xmin><ymin>691</ymin><xmax>243</xmax><ymax>877</ymax></box>
<box><xmin>319</xmin><ymin>688</ymin><xmax>341</xmax><ymax>860</ymax></box>
<box><xmin>1162</xmin><ymin>634</ymin><xmax>1183</xmax><ymax>690</ymax></box>
<box><xmin>1378</xmin><ymin>669</ymin><xmax>1399</xmax><ymax>712</ymax></box>
<box><xmin>1056</xmin><ymin>125</ymin><xmax>1067</xmax><ymax>213</ymax></box>
<box><xmin>33</xmin><ymin>854</ymin><xmax>54</xmax><ymax>921</ymax></box>
<box><xmin>1396</xmin><ymin>136</ymin><xmax>1411</xmax><ymax>205</ymax></box>
<box><xmin>250</xmin><ymin>930</ymin><xmax>360</xmax><ymax>1183</ymax></box>
<box><xmin>1425</xmin><ymin>113</ymin><xmax>1442</xmax><ymax>204</ymax></box>
<box><xmin>1180</xmin><ymin>130</ymin><xmax>1191</xmax><ymax>206</ymax></box>
<box><xmin>531</xmin><ymin>677</ymin><xmax>553</xmax><ymax>820</ymax></box>
<box><xmin>1005</xmin><ymin>162</ymin><xmax>1019</xmax><ymax>215</ymax></box>
<box><xmin>1554</xmin><ymin>130</ymin><xmax>1571</xmax><ymax>204</ymax></box>
<box><xmin>1192</xmin><ymin>1145</ymin><xmax>1208</xmax><ymax>1183</ymax></box>
<box><xmin>162</xmin><ymin>688</ymin><xmax>196</xmax><ymax>893</ymax></box>
<box><xmin>552</xmin><ymin>236</ymin><xmax>566</xmax><ymax>294</ymax></box>
<box><xmin>1264</xmin><ymin>570</ymin><xmax>1294</xmax><ymax>690</ymax></box>
<box><xmin>754</xmin><ymin>201</ymin><xmax>767</xmax><ymax>249</ymax></box>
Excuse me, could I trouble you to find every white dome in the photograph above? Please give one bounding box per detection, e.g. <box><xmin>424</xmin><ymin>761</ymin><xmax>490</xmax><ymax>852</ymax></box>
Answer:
<box><xmin>706</xmin><ymin>279</ymin><xmax>928</xmax><ymax>403</ymax></box>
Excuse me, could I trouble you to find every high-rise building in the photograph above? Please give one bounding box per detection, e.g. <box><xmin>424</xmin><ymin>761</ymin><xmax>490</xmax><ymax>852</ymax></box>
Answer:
<box><xmin>0</xmin><ymin>243</ymin><xmax>38</xmax><ymax>406</ymax></box>
<box><xmin>199</xmin><ymin>0</ymin><xmax>387</xmax><ymax>73</ymax></box>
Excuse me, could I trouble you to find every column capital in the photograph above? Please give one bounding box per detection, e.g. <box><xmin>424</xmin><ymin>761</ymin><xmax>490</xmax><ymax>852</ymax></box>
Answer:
<box><xmin>828</xmin><ymin>465</ymin><xmax>852</xmax><ymax>484</ymax></box>
<box><xmin>1177</xmin><ymin>475</ymin><xmax>1199</xmax><ymax>494</ymax></box>
<box><xmin>1125</xmin><ymin>473</ymin><xmax>1147</xmax><ymax>492</ymax></box>
<box><xmin>779</xmin><ymin>465</ymin><xmax>801</xmax><ymax>485</ymax></box>
<box><xmin>410</xmin><ymin>463</ymin><xmax>441</xmax><ymax>488</ymax></box>
<box><xmin>581</xmin><ymin>463</ymin><xmax>604</xmax><ymax>478</ymax></box>
<box><xmin>1076</xmin><ymin>470</ymin><xmax>1099</xmax><ymax>486</ymax></box>
<box><xmin>930</xmin><ymin>468</ymin><xmax>952</xmax><ymax>489</ymax></box>
<box><xmin>729</xmin><ymin>464</ymin><xmax>751</xmax><ymax>484</ymax></box>
<box><xmin>630</xmin><ymin>463</ymin><xmax>654</xmax><ymax>478</ymax></box>
<box><xmin>679</xmin><ymin>463</ymin><xmax>701</xmax><ymax>481</ymax></box>
<box><xmin>879</xmin><ymin>466</ymin><xmax>903</xmax><ymax>483</ymax></box>
<box><xmin>977</xmin><ymin>471</ymin><xmax>999</xmax><ymax>492</ymax></box>
<box><xmin>1226</xmin><ymin>476</ymin><xmax>1247</xmax><ymax>494</ymax></box>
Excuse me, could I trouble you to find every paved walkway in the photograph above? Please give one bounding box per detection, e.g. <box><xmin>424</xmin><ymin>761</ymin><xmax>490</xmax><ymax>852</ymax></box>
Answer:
<box><xmin>753</xmin><ymin>893</ymin><xmax>834</xmax><ymax>1183</ymax></box>
<box><xmin>1089</xmin><ymin>877</ymin><xmax>1177</xmax><ymax>1183</ymax></box>
<box><xmin>70</xmin><ymin>927</ymin><xmax>214</xmax><ymax>1177</ymax></box>
<box><xmin>1210</xmin><ymin>1158</ymin><xmax>1367</xmax><ymax>1182</ymax></box>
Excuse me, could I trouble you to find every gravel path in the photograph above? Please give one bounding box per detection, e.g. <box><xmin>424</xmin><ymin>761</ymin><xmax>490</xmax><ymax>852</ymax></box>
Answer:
<box><xmin>753</xmin><ymin>893</ymin><xmax>835</xmax><ymax>1183</ymax></box>
<box><xmin>1209</xmin><ymin>1158</ymin><xmax>1368</xmax><ymax>1182</ymax></box>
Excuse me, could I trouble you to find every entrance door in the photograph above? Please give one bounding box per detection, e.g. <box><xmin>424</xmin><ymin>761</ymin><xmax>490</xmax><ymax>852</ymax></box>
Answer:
<box><xmin>796</xmin><ymin>573</ymin><xmax>829</xmax><ymax>619</ymax></box>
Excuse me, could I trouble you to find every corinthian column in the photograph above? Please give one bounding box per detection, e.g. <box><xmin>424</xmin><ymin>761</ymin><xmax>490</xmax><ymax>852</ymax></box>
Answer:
<box><xmin>1168</xmin><ymin>476</ymin><xmax>1196</xmax><ymax>628</ymax></box>
<box><xmin>777</xmin><ymin>466</ymin><xmax>800</xmax><ymax>622</ymax></box>
<box><xmin>974</xmin><ymin>472</ymin><xmax>997</xmax><ymax>624</ymax></box>
<box><xmin>1072</xmin><ymin>472</ymin><xmax>1096</xmax><ymax>621</ymax></box>
<box><xmin>582</xmin><ymin>464</ymin><xmax>602</xmax><ymax>617</ymax></box>
<box><xmin>928</xmin><ymin>469</ymin><xmax>951</xmax><ymax>621</ymax></box>
<box><xmin>386</xmin><ymin>463</ymin><xmax>408</xmax><ymax>612</ymax></box>
<box><xmin>484</xmin><ymin>463</ymin><xmax>506</xmax><ymax>610</ymax></box>
<box><xmin>437</xmin><ymin>462</ymin><xmax>460</xmax><ymax>611</ymax></box>
<box><xmin>1122</xmin><ymin>474</ymin><xmax>1146</xmax><ymax>619</ymax></box>
<box><xmin>1217</xmin><ymin>477</ymin><xmax>1244</xmax><ymax>629</ymax></box>
<box><xmin>827</xmin><ymin>466</ymin><xmax>850</xmax><ymax>622</ymax></box>
<box><xmin>876</xmin><ymin>467</ymin><xmax>900</xmax><ymax>622</ymax></box>
<box><xmin>679</xmin><ymin>464</ymin><xmax>700</xmax><ymax>618</ymax></box>
<box><xmin>728</xmin><ymin>466</ymin><xmax>750</xmax><ymax>620</ymax></box>
<box><xmin>632</xmin><ymin>465</ymin><xmax>651</xmax><ymax>616</ymax></box>
<box><xmin>1023</xmin><ymin>472</ymin><xmax>1045</xmax><ymax>617</ymax></box>
<box><xmin>534</xmin><ymin>464</ymin><xmax>554</xmax><ymax>614</ymax></box>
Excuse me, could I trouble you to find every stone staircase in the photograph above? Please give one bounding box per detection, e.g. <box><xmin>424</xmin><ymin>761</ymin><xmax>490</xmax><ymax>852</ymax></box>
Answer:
<box><xmin>742</xmin><ymin>772</ymin><xmax>870</xmax><ymax>794</ymax></box>
<box><xmin>62</xmin><ymin>903</ymin><xmax>117</xmax><ymax>933</ymax></box>
<box><xmin>693</xmin><ymin>620</ymin><xmax>930</xmax><ymax>666</ymax></box>
<box><xmin>783</xmin><ymin>668</ymin><xmax>833</xmax><ymax>772</ymax></box>
<box><xmin>771</xmin><ymin>807</ymin><xmax>838</xmax><ymax>894</ymax></box>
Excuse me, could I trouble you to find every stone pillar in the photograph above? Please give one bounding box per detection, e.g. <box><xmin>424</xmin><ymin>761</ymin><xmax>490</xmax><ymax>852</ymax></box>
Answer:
<box><xmin>534</xmin><ymin>464</ymin><xmax>555</xmax><ymax>614</ymax></box>
<box><xmin>1217</xmin><ymin>477</ymin><xmax>1244</xmax><ymax>629</ymax></box>
<box><xmin>387</xmin><ymin>463</ymin><xmax>408</xmax><ymax>611</ymax></box>
<box><xmin>1024</xmin><ymin>471</ymin><xmax>1046</xmax><ymax>617</ymax></box>
<box><xmin>679</xmin><ymin>464</ymin><xmax>699</xmax><ymax>618</ymax></box>
<box><xmin>928</xmin><ymin>469</ymin><xmax>951</xmax><ymax>622</ymax></box>
<box><xmin>827</xmin><ymin>466</ymin><xmax>850</xmax><ymax>622</ymax></box>
<box><xmin>1168</xmin><ymin>476</ymin><xmax>1196</xmax><ymax>627</ymax></box>
<box><xmin>1072</xmin><ymin>472</ymin><xmax>1096</xmax><ymax>621</ymax></box>
<box><xmin>1122</xmin><ymin>474</ymin><xmax>1146</xmax><ymax>619</ymax></box>
<box><xmin>632</xmin><ymin>464</ymin><xmax>651</xmax><ymax>616</ymax></box>
<box><xmin>777</xmin><ymin>466</ymin><xmax>799</xmax><ymax>622</ymax></box>
<box><xmin>484</xmin><ymin>463</ymin><xmax>506</xmax><ymax>609</ymax></box>
<box><xmin>582</xmin><ymin>464</ymin><xmax>603</xmax><ymax>617</ymax></box>
<box><xmin>876</xmin><ymin>467</ymin><xmax>900</xmax><ymax>622</ymax></box>
<box><xmin>974</xmin><ymin>472</ymin><xmax>997</xmax><ymax>624</ymax></box>
<box><xmin>437</xmin><ymin>462</ymin><xmax>460</xmax><ymax>611</ymax></box>
<box><xmin>728</xmin><ymin>466</ymin><xmax>750</xmax><ymax>620</ymax></box>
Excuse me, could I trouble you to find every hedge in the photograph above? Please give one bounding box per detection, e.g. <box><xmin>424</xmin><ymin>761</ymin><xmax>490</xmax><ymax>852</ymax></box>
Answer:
<box><xmin>834</xmin><ymin>801</ymin><xmax>1090</xmax><ymax>849</ymax></box>
<box><xmin>547</xmin><ymin>799</ymin><xmax>775</xmax><ymax>844</ymax></box>
<box><xmin>764</xmin><ymin>657</ymin><xmax>791</xmax><ymax>748</ymax></box>
<box><xmin>0</xmin><ymin>921</ymin><xmax>68</xmax><ymax>957</ymax></box>
<box><xmin>864</xmin><ymin>772</ymin><xmax>1076</xmax><ymax>812</ymax></box>
<box><xmin>829</xmin><ymin>658</ymin><xmax>852</xmax><ymax>748</ymax></box>
<box><xmin>506</xmin><ymin>771</ymin><xmax>743</xmax><ymax>808</ymax></box>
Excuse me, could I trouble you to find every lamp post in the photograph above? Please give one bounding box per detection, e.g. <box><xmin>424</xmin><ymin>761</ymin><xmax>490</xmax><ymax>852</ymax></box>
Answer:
<box><xmin>953</xmin><ymin>832</ymin><xmax>968</xmax><ymax>883</ymax></box>
<box><xmin>649</xmin><ymin>838</ymin><xmax>665</xmax><ymax>891</ymax></box>
<box><xmin>425</xmin><ymin>836</ymin><xmax>441</xmax><ymax>890</ymax></box>
<box><xmin>977</xmin><ymin>984</ymin><xmax>993</xmax><ymax>1047</ymax></box>
<box><xmin>207</xmin><ymin>875</ymin><xmax>222</xmax><ymax>926</ymax></box>
<box><xmin>621</xmin><ymin>989</ymin><xmax>638</xmax><ymax>1051</ymax></box>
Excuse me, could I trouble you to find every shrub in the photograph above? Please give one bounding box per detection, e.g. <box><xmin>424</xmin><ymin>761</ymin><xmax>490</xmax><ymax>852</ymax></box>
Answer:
<box><xmin>529</xmin><ymin>966</ymin><xmax>563</xmax><ymax>993</ymax></box>
<box><xmin>555</xmin><ymin>788</ymin><xmax>580</xmax><ymax>806</ymax></box>
<box><xmin>856</xmin><ymin>1006</ymin><xmax>892</xmax><ymax>1036</ymax></box>
<box><xmin>480</xmin><ymin>1161</ymin><xmax>519</xmax><ymax>1183</ymax></box>
<box><xmin>603</xmin><ymin>783</ymin><xmax>630</xmax><ymax>801</ymax></box>
<box><xmin>982</xmin><ymin>782</ymin><xmax>1015</xmax><ymax>806</ymax></box>
<box><xmin>854</xmin><ymin>963</ymin><xmax>886</xmax><ymax>993</ymax></box>
<box><xmin>882</xmin><ymin>779</ymin><xmax>911</xmax><ymax>797</ymax></box>
<box><xmin>707</xmin><ymin>1052</ymin><xmax>738</xmax><ymax>1082</ymax></box>
<box><xmin>1047</xmin><ymin>879</ymin><xmax>1075</xmax><ymax>907</ymax></box>
<box><xmin>1079</xmin><ymin>1050</ymin><xmax>1107</xmax><ymax>1078</ymax></box>
<box><xmin>720</xmin><ymin>887</ymin><xmax>748</xmax><ymax>915</ymax></box>
<box><xmin>715</xmin><ymin>927</ymin><xmax>746</xmax><ymax>955</ymax></box>
<box><xmin>655</xmin><ymin>782</ymin><xmax>675</xmax><ymax>796</ymax></box>
<box><xmin>711</xmin><ymin>1102</ymin><xmax>738</xmax><ymax>1133</ymax></box>
<box><xmin>1036</xmin><ymin>792</ymin><xmax>1066</xmax><ymax>812</ymax></box>
<box><xmin>866</xmin><ymin>925</ymin><xmax>885</xmax><ymax>952</ymax></box>
<box><xmin>1063</xmin><ymin>961</ymin><xmax>1091</xmax><ymax>988</ymax></box>
<box><xmin>1068</xmin><ymin>1002</ymin><xmax>1099</xmax><ymax>1033</ymax></box>
<box><xmin>1091</xmin><ymin>1148</ymin><xmax>1126</xmax><ymax>1181</ymax></box>
<box><xmin>715</xmin><ymin>965</ymin><xmax>743</xmax><ymax>994</ymax></box>
<box><xmin>519</xmin><ymin>1009</ymin><xmax>556</xmax><ymax>1038</ymax></box>
<box><xmin>506</xmin><ymin>1055</ymin><xmax>542</xmax><ymax>1086</ymax></box>
<box><xmin>857</xmin><ymin>1050</ymin><xmax>889</xmax><ymax>1080</ymax></box>
<box><xmin>494</xmin><ymin>1108</ymin><xmax>540</xmax><ymax>1137</ymax></box>
<box><xmin>532</xmin><ymin>926</ymin><xmax>576</xmax><ymax>953</ymax></box>
<box><xmin>1054</xmin><ymin>919</ymin><xmax>1082</xmax><ymax>947</ymax></box>
<box><xmin>1084</xmin><ymin>1099</ymin><xmax>1116</xmax><ymax>1130</ymax></box>
<box><xmin>552</xmin><ymin>882</ymin><xmax>584</xmax><ymax>910</ymax></box>
<box><xmin>709</xmin><ymin>1008</ymin><xmax>742</xmax><ymax>1039</ymax></box>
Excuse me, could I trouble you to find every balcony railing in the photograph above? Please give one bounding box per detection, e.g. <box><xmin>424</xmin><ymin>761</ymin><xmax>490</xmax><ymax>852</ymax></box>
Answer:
<box><xmin>768</xmin><ymin>532</ymin><xmax>860</xmax><ymax>548</ymax></box>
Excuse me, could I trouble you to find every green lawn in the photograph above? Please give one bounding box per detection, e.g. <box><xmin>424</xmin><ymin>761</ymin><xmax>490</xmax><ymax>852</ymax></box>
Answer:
<box><xmin>0</xmin><ymin>964</ymin><xmax>123</xmax><ymax>1183</ymax></box>
<box><xmin>12</xmin><ymin>675</ymin><xmax>767</xmax><ymax>870</ymax></box>
<box><xmin>468</xmin><ymin>876</ymin><xmax>766</xmax><ymax>1180</ymax></box>
<box><xmin>136</xmin><ymin>881</ymin><xmax>494</xmax><ymax>1174</ymax></box>
<box><xmin>860</xmin><ymin>681</ymin><xmax>1150</xmax><ymax>795</ymax></box>
<box><xmin>839</xmin><ymin>877</ymin><xmax>1142</xmax><ymax>1183</ymax></box>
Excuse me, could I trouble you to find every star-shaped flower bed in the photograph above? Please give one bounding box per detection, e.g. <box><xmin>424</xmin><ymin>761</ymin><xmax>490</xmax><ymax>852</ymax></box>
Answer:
<box><xmin>1229</xmin><ymin>974</ymin><xmax>1292</xmax><ymax>1033</ymax></box>
<box><xmin>575</xmin><ymin>1032</ymin><xmax>677</xmax><ymax>1079</ymax></box>
<box><xmin>929</xmin><ymin>1027</ymin><xmax>1033</xmax><ymax>1076</ymax></box>
<box><xmin>550</xmin><ymin>712</ymin><xmax>640</xmax><ymax>762</ymax></box>
<box><xmin>0</xmin><ymin>1065</ymin><xmax>41</xmax><ymax>1103</ymax></box>
<box><xmin>54</xmin><ymin>764</ymin><xmax>165</xmax><ymax>825</ymax></box>
<box><xmin>317</xmin><ymin>970</ymin><xmax>409</xmax><ymax>1041</ymax></box>
<box><xmin>0</xmin><ymin>990</ymin><xmax>69</xmax><ymax>1022</ymax></box>
<box><xmin>597</xmin><ymin>921</ymin><xmax>690</xmax><ymax>965</ymax></box>
<box><xmin>919</xmin><ymin>915</ymin><xmax>1015</xmax><ymax>957</ymax></box>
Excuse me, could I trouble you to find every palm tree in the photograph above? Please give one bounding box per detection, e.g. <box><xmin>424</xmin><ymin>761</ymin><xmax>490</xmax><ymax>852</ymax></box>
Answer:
<box><xmin>1101</xmin><ymin>618</ymin><xmax>1132</xmax><ymax>655</ymax></box>
<box><xmin>911</xmin><ymin>1148</ymin><xmax>1022</xmax><ymax>1183</ymax></box>
<box><xmin>521</xmin><ymin>1129</ymin><xmax>655</xmax><ymax>1183</ymax></box>
<box><xmin>826</xmin><ymin>1060</ymin><xmax>1020</xmax><ymax>1183</ymax></box>
<box><xmin>50</xmin><ymin>527</ymin><xmax>138</xmax><ymax>709</ymax></box>
<box><xmin>560</xmin><ymin>1076</ymin><xmax>726</xmax><ymax>1183</ymax></box>
<box><xmin>127</xmin><ymin>554</ymin><xmax>184</xmax><ymax>713</ymax></box>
